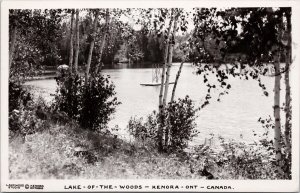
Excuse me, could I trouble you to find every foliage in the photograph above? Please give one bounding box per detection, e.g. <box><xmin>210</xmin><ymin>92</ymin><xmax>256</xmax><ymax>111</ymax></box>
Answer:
<box><xmin>53</xmin><ymin>73</ymin><xmax>83</xmax><ymax>119</ymax></box>
<box><xmin>191</xmin><ymin>7</ymin><xmax>291</xmax><ymax>87</ymax></box>
<box><xmin>9</xmin><ymin>94</ymin><xmax>49</xmax><ymax>137</ymax></box>
<box><xmin>128</xmin><ymin>112</ymin><xmax>158</xmax><ymax>145</ymax></box>
<box><xmin>9</xmin><ymin>8</ymin><xmax>193</xmax><ymax>75</ymax></box>
<box><xmin>128</xmin><ymin>96</ymin><xmax>199</xmax><ymax>152</ymax></box>
<box><xmin>257</xmin><ymin>115</ymin><xmax>291</xmax><ymax>179</ymax></box>
<box><xmin>79</xmin><ymin>75</ymin><xmax>120</xmax><ymax>130</ymax></box>
<box><xmin>9</xmin><ymin>81</ymin><xmax>32</xmax><ymax>113</ymax></box>
<box><xmin>195</xmin><ymin>115</ymin><xmax>292</xmax><ymax>180</ymax></box>
<box><xmin>216</xmin><ymin>138</ymin><xmax>276</xmax><ymax>179</ymax></box>
<box><xmin>165</xmin><ymin>96</ymin><xmax>199</xmax><ymax>151</ymax></box>
<box><xmin>8</xmin><ymin>81</ymin><xmax>44</xmax><ymax>137</ymax></box>
<box><xmin>10</xmin><ymin>9</ymin><xmax>63</xmax><ymax>81</ymax></box>
<box><xmin>10</xmin><ymin>35</ymin><xmax>45</xmax><ymax>81</ymax></box>
<box><xmin>187</xmin><ymin>136</ymin><xmax>290</xmax><ymax>179</ymax></box>
<box><xmin>102</xmin><ymin>20</ymin><xmax>124</xmax><ymax>64</ymax></box>
<box><xmin>9</xmin><ymin>125</ymin><xmax>86</xmax><ymax>179</ymax></box>
<box><xmin>54</xmin><ymin>73</ymin><xmax>120</xmax><ymax>131</ymax></box>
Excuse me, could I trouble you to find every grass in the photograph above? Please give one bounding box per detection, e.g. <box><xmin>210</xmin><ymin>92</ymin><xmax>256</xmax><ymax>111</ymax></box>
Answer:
<box><xmin>9</xmin><ymin>119</ymin><xmax>280</xmax><ymax>180</ymax></box>
<box><xmin>9</xmin><ymin>122</ymin><xmax>207</xmax><ymax>179</ymax></box>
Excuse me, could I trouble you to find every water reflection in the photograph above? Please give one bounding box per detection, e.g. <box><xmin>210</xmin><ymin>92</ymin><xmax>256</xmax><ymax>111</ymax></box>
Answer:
<box><xmin>102</xmin><ymin>62</ymin><xmax>163</xmax><ymax>69</ymax></box>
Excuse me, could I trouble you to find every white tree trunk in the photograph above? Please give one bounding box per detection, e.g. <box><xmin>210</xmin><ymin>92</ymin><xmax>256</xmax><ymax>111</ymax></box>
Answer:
<box><xmin>163</xmin><ymin>13</ymin><xmax>179</xmax><ymax>147</ymax></box>
<box><xmin>74</xmin><ymin>9</ymin><xmax>80</xmax><ymax>74</ymax></box>
<box><xmin>171</xmin><ymin>61</ymin><xmax>184</xmax><ymax>103</ymax></box>
<box><xmin>95</xmin><ymin>8</ymin><xmax>110</xmax><ymax>74</ymax></box>
<box><xmin>162</xmin><ymin>14</ymin><xmax>179</xmax><ymax>108</ymax></box>
<box><xmin>274</xmin><ymin>52</ymin><xmax>282</xmax><ymax>161</ymax></box>
<box><xmin>157</xmin><ymin>9</ymin><xmax>174</xmax><ymax>151</ymax></box>
<box><xmin>284</xmin><ymin>11</ymin><xmax>291</xmax><ymax>157</ymax></box>
<box><xmin>68</xmin><ymin>10</ymin><xmax>75</xmax><ymax>72</ymax></box>
<box><xmin>284</xmin><ymin>59</ymin><xmax>291</xmax><ymax>156</ymax></box>
<box><xmin>85</xmin><ymin>10</ymin><xmax>99</xmax><ymax>84</ymax></box>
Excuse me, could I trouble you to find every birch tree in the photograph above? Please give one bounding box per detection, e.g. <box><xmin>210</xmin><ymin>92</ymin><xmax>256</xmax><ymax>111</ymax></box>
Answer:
<box><xmin>192</xmin><ymin>7</ymin><xmax>292</xmax><ymax>178</ymax></box>
<box><xmin>162</xmin><ymin>12</ymin><xmax>180</xmax><ymax>147</ymax></box>
<box><xmin>68</xmin><ymin>9</ymin><xmax>75</xmax><ymax>71</ymax></box>
<box><xmin>95</xmin><ymin>8</ymin><xmax>111</xmax><ymax>74</ymax></box>
<box><xmin>283</xmin><ymin>9</ymin><xmax>291</xmax><ymax>158</ymax></box>
<box><xmin>137</xmin><ymin>8</ymin><xmax>191</xmax><ymax>151</ymax></box>
<box><xmin>162</xmin><ymin>13</ymin><xmax>179</xmax><ymax>108</ymax></box>
<box><xmin>9</xmin><ymin>10</ymin><xmax>17</xmax><ymax>70</ymax></box>
<box><xmin>74</xmin><ymin>9</ymin><xmax>80</xmax><ymax>74</ymax></box>
<box><xmin>157</xmin><ymin>9</ymin><xmax>174</xmax><ymax>151</ymax></box>
<box><xmin>85</xmin><ymin>10</ymin><xmax>100</xmax><ymax>84</ymax></box>
<box><xmin>273</xmin><ymin>49</ymin><xmax>282</xmax><ymax>161</ymax></box>
<box><xmin>171</xmin><ymin>61</ymin><xmax>184</xmax><ymax>103</ymax></box>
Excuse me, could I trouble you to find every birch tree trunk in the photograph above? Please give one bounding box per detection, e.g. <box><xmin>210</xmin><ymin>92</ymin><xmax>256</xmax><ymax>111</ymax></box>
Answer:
<box><xmin>274</xmin><ymin>50</ymin><xmax>282</xmax><ymax>161</ymax></box>
<box><xmin>170</xmin><ymin>61</ymin><xmax>184</xmax><ymax>103</ymax></box>
<box><xmin>284</xmin><ymin>11</ymin><xmax>291</xmax><ymax>156</ymax></box>
<box><xmin>162</xmin><ymin>14</ymin><xmax>179</xmax><ymax>107</ymax></box>
<box><xmin>85</xmin><ymin>10</ymin><xmax>100</xmax><ymax>84</ymax></box>
<box><xmin>74</xmin><ymin>9</ymin><xmax>80</xmax><ymax>74</ymax></box>
<box><xmin>157</xmin><ymin>10</ymin><xmax>174</xmax><ymax>152</ymax></box>
<box><xmin>68</xmin><ymin>10</ymin><xmax>75</xmax><ymax>72</ymax></box>
<box><xmin>9</xmin><ymin>26</ymin><xmax>17</xmax><ymax>70</ymax></box>
<box><xmin>163</xmin><ymin>13</ymin><xmax>179</xmax><ymax>147</ymax></box>
<box><xmin>95</xmin><ymin>8</ymin><xmax>110</xmax><ymax>74</ymax></box>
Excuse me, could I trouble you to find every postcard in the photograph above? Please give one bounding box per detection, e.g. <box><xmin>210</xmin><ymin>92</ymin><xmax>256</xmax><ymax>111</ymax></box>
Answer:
<box><xmin>1</xmin><ymin>0</ymin><xmax>299</xmax><ymax>192</ymax></box>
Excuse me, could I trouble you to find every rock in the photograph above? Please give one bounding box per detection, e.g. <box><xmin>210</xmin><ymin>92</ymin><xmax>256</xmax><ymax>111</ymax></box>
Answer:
<box><xmin>199</xmin><ymin>166</ymin><xmax>215</xmax><ymax>179</ymax></box>
<box><xmin>36</xmin><ymin>106</ymin><xmax>48</xmax><ymax>120</ymax></box>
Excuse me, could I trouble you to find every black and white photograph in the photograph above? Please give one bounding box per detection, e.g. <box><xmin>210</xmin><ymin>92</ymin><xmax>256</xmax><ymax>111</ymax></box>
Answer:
<box><xmin>1</xmin><ymin>0</ymin><xmax>299</xmax><ymax>192</ymax></box>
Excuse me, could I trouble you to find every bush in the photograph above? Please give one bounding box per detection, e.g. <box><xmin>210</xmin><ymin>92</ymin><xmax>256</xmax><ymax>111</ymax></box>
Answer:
<box><xmin>128</xmin><ymin>111</ymin><xmax>158</xmax><ymax>145</ymax></box>
<box><xmin>165</xmin><ymin>96</ymin><xmax>199</xmax><ymax>151</ymax></box>
<box><xmin>258</xmin><ymin>115</ymin><xmax>291</xmax><ymax>179</ymax></box>
<box><xmin>217</xmin><ymin>139</ymin><xmax>274</xmax><ymax>179</ymax></box>
<box><xmin>9</xmin><ymin>81</ymin><xmax>41</xmax><ymax>137</ymax></box>
<box><xmin>189</xmin><ymin>136</ymin><xmax>291</xmax><ymax>180</ymax></box>
<box><xmin>54</xmin><ymin>73</ymin><xmax>120</xmax><ymax>131</ymax></box>
<box><xmin>53</xmin><ymin>74</ymin><xmax>82</xmax><ymax>119</ymax></box>
<box><xmin>9</xmin><ymin>96</ymin><xmax>49</xmax><ymax>137</ymax></box>
<box><xmin>128</xmin><ymin>95</ymin><xmax>199</xmax><ymax>152</ymax></box>
<box><xmin>9</xmin><ymin>81</ymin><xmax>32</xmax><ymax>113</ymax></box>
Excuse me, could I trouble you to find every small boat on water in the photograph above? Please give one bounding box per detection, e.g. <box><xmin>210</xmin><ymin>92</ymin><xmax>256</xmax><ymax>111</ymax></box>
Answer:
<box><xmin>140</xmin><ymin>82</ymin><xmax>175</xmax><ymax>86</ymax></box>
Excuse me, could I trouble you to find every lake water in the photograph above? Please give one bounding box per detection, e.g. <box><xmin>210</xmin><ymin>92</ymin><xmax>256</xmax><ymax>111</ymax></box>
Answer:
<box><xmin>25</xmin><ymin>63</ymin><xmax>282</xmax><ymax>145</ymax></box>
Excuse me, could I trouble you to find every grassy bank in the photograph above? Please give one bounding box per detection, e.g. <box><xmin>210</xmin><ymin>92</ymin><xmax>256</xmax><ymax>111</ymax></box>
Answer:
<box><xmin>10</xmin><ymin>119</ymin><xmax>279</xmax><ymax>179</ymax></box>
<box><xmin>9</xmin><ymin>121</ymin><xmax>207</xmax><ymax>179</ymax></box>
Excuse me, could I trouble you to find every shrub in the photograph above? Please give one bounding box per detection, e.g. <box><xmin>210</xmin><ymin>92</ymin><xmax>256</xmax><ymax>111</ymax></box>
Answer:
<box><xmin>258</xmin><ymin>115</ymin><xmax>291</xmax><ymax>179</ymax></box>
<box><xmin>217</xmin><ymin>139</ymin><xmax>274</xmax><ymax>179</ymax></box>
<box><xmin>53</xmin><ymin>74</ymin><xmax>83</xmax><ymax>119</ymax></box>
<box><xmin>9</xmin><ymin>81</ymin><xmax>32</xmax><ymax>113</ymax></box>
<box><xmin>9</xmin><ymin>81</ymin><xmax>40</xmax><ymax>137</ymax></box>
<box><xmin>165</xmin><ymin>96</ymin><xmax>199</xmax><ymax>151</ymax></box>
<box><xmin>128</xmin><ymin>111</ymin><xmax>158</xmax><ymax>145</ymax></box>
<box><xmin>9</xmin><ymin>96</ymin><xmax>49</xmax><ymax>138</ymax></box>
<box><xmin>54</xmin><ymin>73</ymin><xmax>120</xmax><ymax>131</ymax></box>
<box><xmin>190</xmin><ymin>136</ymin><xmax>291</xmax><ymax>180</ymax></box>
<box><xmin>128</xmin><ymin>95</ymin><xmax>199</xmax><ymax>152</ymax></box>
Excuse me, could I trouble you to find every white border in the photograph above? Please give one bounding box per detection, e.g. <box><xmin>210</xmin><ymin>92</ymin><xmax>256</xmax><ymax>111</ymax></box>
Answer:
<box><xmin>1</xmin><ymin>0</ymin><xmax>299</xmax><ymax>192</ymax></box>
